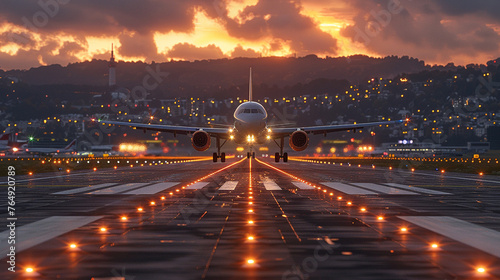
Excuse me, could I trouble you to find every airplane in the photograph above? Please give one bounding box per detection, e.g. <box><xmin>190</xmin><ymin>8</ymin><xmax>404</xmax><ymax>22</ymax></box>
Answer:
<box><xmin>22</xmin><ymin>139</ymin><xmax>77</xmax><ymax>155</ymax></box>
<box><xmin>99</xmin><ymin>69</ymin><xmax>405</xmax><ymax>162</ymax></box>
<box><xmin>0</xmin><ymin>132</ymin><xmax>28</xmax><ymax>153</ymax></box>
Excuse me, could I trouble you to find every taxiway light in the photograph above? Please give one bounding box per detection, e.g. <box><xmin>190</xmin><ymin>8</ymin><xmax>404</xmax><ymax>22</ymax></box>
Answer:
<box><xmin>248</xmin><ymin>236</ymin><xmax>254</xmax><ymax>241</ymax></box>
<box><xmin>377</xmin><ymin>216</ymin><xmax>384</xmax><ymax>221</ymax></box>
<box><xmin>411</xmin><ymin>168</ymin><xmax>415</xmax><ymax>172</ymax></box>
<box><xmin>150</xmin><ymin>201</ymin><xmax>156</xmax><ymax>206</ymax></box>
<box><xmin>337</xmin><ymin>196</ymin><xmax>342</xmax><ymax>200</ymax></box>
<box><xmin>176</xmin><ymin>189</ymin><xmax>180</xmax><ymax>192</ymax></box>
<box><xmin>389</xmin><ymin>167</ymin><xmax>393</xmax><ymax>170</ymax></box>
<box><xmin>66</xmin><ymin>169</ymin><xmax>70</xmax><ymax>173</ymax></box>
<box><xmin>69</xmin><ymin>243</ymin><xmax>77</xmax><ymax>249</ymax></box>
<box><xmin>169</xmin><ymin>192</ymin><xmax>173</xmax><ymax>195</ymax></box>
<box><xmin>347</xmin><ymin>201</ymin><xmax>352</xmax><ymax>205</ymax></box>
<box><xmin>248</xmin><ymin>209</ymin><xmax>254</xmax><ymax>213</ymax></box>
<box><xmin>249</xmin><ymin>196</ymin><xmax>253</xmax><ymax>199</ymax></box>
<box><xmin>249</xmin><ymin>202</ymin><xmax>253</xmax><ymax>205</ymax></box>
<box><xmin>431</xmin><ymin>243</ymin><xmax>439</xmax><ymax>249</ymax></box>
<box><xmin>100</xmin><ymin>227</ymin><xmax>107</xmax><ymax>232</ymax></box>
<box><xmin>93</xmin><ymin>167</ymin><xmax>97</xmax><ymax>171</ymax></box>
<box><xmin>479</xmin><ymin>172</ymin><xmax>484</xmax><ymax>176</ymax></box>
<box><xmin>477</xmin><ymin>267</ymin><xmax>486</xmax><ymax>273</ymax></box>
<box><xmin>161</xmin><ymin>196</ymin><xmax>166</xmax><ymax>200</ymax></box>
<box><xmin>441</xmin><ymin>170</ymin><xmax>445</xmax><ymax>173</ymax></box>
<box><xmin>248</xmin><ymin>220</ymin><xmax>254</xmax><ymax>224</ymax></box>
<box><xmin>114</xmin><ymin>166</ymin><xmax>117</xmax><ymax>169</ymax></box>
<box><xmin>26</xmin><ymin>267</ymin><xmax>34</xmax><ymax>273</ymax></box>
<box><xmin>323</xmin><ymin>190</ymin><xmax>327</xmax><ymax>193</ymax></box>
<box><xmin>329</xmin><ymin>193</ymin><xmax>334</xmax><ymax>196</ymax></box>
<box><xmin>121</xmin><ymin>216</ymin><xmax>127</xmax><ymax>221</ymax></box>
<box><xmin>137</xmin><ymin>207</ymin><xmax>143</xmax><ymax>212</ymax></box>
<box><xmin>400</xmin><ymin>227</ymin><xmax>408</xmax><ymax>232</ymax></box>
<box><xmin>360</xmin><ymin>208</ymin><xmax>366</xmax><ymax>212</ymax></box>
<box><xmin>249</xmin><ymin>192</ymin><xmax>253</xmax><ymax>194</ymax></box>
<box><xmin>28</xmin><ymin>172</ymin><xmax>33</xmax><ymax>175</ymax></box>
<box><xmin>247</xmin><ymin>259</ymin><xmax>255</xmax><ymax>264</ymax></box>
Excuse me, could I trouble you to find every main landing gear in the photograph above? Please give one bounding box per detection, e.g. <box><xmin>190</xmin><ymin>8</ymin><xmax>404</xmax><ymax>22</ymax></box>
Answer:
<box><xmin>213</xmin><ymin>136</ymin><xmax>227</xmax><ymax>162</ymax></box>
<box><xmin>273</xmin><ymin>137</ymin><xmax>288</xmax><ymax>162</ymax></box>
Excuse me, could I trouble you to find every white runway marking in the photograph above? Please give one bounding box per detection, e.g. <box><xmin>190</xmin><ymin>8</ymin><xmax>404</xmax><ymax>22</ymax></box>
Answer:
<box><xmin>351</xmin><ymin>183</ymin><xmax>418</xmax><ymax>195</ymax></box>
<box><xmin>384</xmin><ymin>183</ymin><xmax>451</xmax><ymax>195</ymax></box>
<box><xmin>219</xmin><ymin>181</ymin><xmax>239</xmax><ymax>191</ymax></box>
<box><xmin>399</xmin><ymin>216</ymin><xmax>500</xmax><ymax>258</ymax></box>
<box><xmin>321</xmin><ymin>182</ymin><xmax>377</xmax><ymax>195</ymax></box>
<box><xmin>185</xmin><ymin>182</ymin><xmax>210</xmax><ymax>189</ymax></box>
<box><xmin>261</xmin><ymin>177</ymin><xmax>282</xmax><ymax>190</ymax></box>
<box><xmin>86</xmin><ymin>183</ymin><xmax>150</xmax><ymax>195</ymax></box>
<box><xmin>292</xmin><ymin>181</ymin><xmax>315</xmax><ymax>189</ymax></box>
<box><xmin>53</xmin><ymin>183</ymin><xmax>118</xmax><ymax>195</ymax></box>
<box><xmin>124</xmin><ymin>182</ymin><xmax>180</xmax><ymax>195</ymax></box>
<box><xmin>0</xmin><ymin>216</ymin><xmax>102</xmax><ymax>256</ymax></box>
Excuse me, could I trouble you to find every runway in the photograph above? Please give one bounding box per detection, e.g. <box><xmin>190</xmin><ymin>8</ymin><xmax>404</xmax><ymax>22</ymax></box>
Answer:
<box><xmin>1</xmin><ymin>157</ymin><xmax>500</xmax><ymax>279</ymax></box>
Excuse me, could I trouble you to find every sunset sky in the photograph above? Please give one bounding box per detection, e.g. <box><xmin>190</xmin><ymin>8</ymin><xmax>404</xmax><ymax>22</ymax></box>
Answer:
<box><xmin>0</xmin><ymin>0</ymin><xmax>499</xmax><ymax>70</ymax></box>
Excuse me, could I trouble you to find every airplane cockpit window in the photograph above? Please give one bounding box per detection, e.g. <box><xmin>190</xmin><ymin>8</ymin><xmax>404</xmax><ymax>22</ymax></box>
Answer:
<box><xmin>251</xmin><ymin>109</ymin><xmax>258</xmax><ymax>113</ymax></box>
<box><xmin>258</xmin><ymin>109</ymin><xmax>264</xmax><ymax>114</ymax></box>
<box><xmin>244</xmin><ymin>109</ymin><xmax>251</xmax><ymax>113</ymax></box>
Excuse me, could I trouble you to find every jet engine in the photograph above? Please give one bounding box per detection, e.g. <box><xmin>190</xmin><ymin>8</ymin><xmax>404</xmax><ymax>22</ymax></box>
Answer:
<box><xmin>191</xmin><ymin>131</ymin><xmax>211</xmax><ymax>151</ymax></box>
<box><xmin>289</xmin><ymin>130</ymin><xmax>309</xmax><ymax>151</ymax></box>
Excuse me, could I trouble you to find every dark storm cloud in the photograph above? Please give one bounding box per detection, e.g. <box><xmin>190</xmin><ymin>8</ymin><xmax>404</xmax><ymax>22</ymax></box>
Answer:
<box><xmin>433</xmin><ymin>0</ymin><xmax>500</xmax><ymax>21</ymax></box>
<box><xmin>223</xmin><ymin>0</ymin><xmax>339</xmax><ymax>55</ymax></box>
<box><xmin>340</xmin><ymin>0</ymin><xmax>500</xmax><ymax>63</ymax></box>
<box><xmin>166</xmin><ymin>43</ymin><xmax>226</xmax><ymax>61</ymax></box>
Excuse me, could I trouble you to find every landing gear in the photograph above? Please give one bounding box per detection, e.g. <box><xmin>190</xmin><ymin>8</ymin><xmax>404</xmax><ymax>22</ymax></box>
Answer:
<box><xmin>213</xmin><ymin>136</ymin><xmax>227</xmax><ymax>162</ymax></box>
<box><xmin>273</xmin><ymin>137</ymin><xmax>288</xmax><ymax>162</ymax></box>
<box><xmin>252</xmin><ymin>152</ymin><xmax>255</xmax><ymax>159</ymax></box>
<box><xmin>247</xmin><ymin>152</ymin><xmax>251</xmax><ymax>159</ymax></box>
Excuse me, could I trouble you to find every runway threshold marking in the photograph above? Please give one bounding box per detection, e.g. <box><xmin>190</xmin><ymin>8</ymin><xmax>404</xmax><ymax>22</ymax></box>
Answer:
<box><xmin>124</xmin><ymin>182</ymin><xmax>180</xmax><ymax>194</ymax></box>
<box><xmin>185</xmin><ymin>182</ymin><xmax>210</xmax><ymax>190</ymax></box>
<box><xmin>86</xmin><ymin>182</ymin><xmax>150</xmax><ymax>195</ymax></box>
<box><xmin>261</xmin><ymin>176</ymin><xmax>282</xmax><ymax>190</ymax></box>
<box><xmin>219</xmin><ymin>181</ymin><xmax>238</xmax><ymax>191</ymax></box>
<box><xmin>383</xmin><ymin>183</ymin><xmax>452</xmax><ymax>195</ymax></box>
<box><xmin>399</xmin><ymin>216</ymin><xmax>500</xmax><ymax>258</ymax></box>
<box><xmin>291</xmin><ymin>181</ymin><xmax>315</xmax><ymax>189</ymax></box>
<box><xmin>0</xmin><ymin>216</ymin><xmax>102</xmax><ymax>256</ymax></box>
<box><xmin>350</xmin><ymin>183</ymin><xmax>418</xmax><ymax>195</ymax></box>
<box><xmin>52</xmin><ymin>183</ymin><xmax>118</xmax><ymax>195</ymax></box>
<box><xmin>320</xmin><ymin>182</ymin><xmax>377</xmax><ymax>195</ymax></box>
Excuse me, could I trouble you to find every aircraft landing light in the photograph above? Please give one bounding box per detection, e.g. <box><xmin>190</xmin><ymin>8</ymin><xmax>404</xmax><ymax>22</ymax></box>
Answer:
<box><xmin>248</xmin><ymin>220</ymin><xmax>254</xmax><ymax>224</ymax></box>
<box><xmin>25</xmin><ymin>267</ymin><xmax>35</xmax><ymax>273</ymax></box>
<box><xmin>477</xmin><ymin>267</ymin><xmax>486</xmax><ymax>273</ymax></box>
<box><xmin>247</xmin><ymin>236</ymin><xmax>255</xmax><ymax>241</ymax></box>
<box><xmin>247</xmin><ymin>259</ymin><xmax>255</xmax><ymax>264</ymax></box>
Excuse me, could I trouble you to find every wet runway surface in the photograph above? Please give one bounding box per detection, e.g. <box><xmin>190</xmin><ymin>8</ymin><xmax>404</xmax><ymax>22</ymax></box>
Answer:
<box><xmin>1</xmin><ymin>157</ymin><xmax>500</xmax><ymax>279</ymax></box>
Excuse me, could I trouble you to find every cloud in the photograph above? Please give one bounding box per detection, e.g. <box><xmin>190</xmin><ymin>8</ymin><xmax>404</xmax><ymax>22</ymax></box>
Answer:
<box><xmin>166</xmin><ymin>43</ymin><xmax>227</xmax><ymax>61</ymax></box>
<box><xmin>222</xmin><ymin>0</ymin><xmax>339</xmax><ymax>55</ymax></box>
<box><xmin>339</xmin><ymin>0</ymin><xmax>500</xmax><ymax>64</ymax></box>
<box><xmin>231</xmin><ymin>45</ymin><xmax>260</xmax><ymax>58</ymax></box>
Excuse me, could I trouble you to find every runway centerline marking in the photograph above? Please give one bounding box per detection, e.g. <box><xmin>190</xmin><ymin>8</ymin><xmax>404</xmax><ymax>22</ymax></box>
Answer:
<box><xmin>291</xmin><ymin>181</ymin><xmax>315</xmax><ymax>189</ymax></box>
<box><xmin>185</xmin><ymin>182</ymin><xmax>210</xmax><ymax>190</ymax></box>
<box><xmin>321</xmin><ymin>182</ymin><xmax>377</xmax><ymax>195</ymax></box>
<box><xmin>261</xmin><ymin>176</ymin><xmax>282</xmax><ymax>190</ymax></box>
<box><xmin>399</xmin><ymin>216</ymin><xmax>500</xmax><ymax>258</ymax></box>
<box><xmin>124</xmin><ymin>182</ymin><xmax>180</xmax><ymax>194</ymax></box>
<box><xmin>350</xmin><ymin>183</ymin><xmax>418</xmax><ymax>195</ymax></box>
<box><xmin>52</xmin><ymin>183</ymin><xmax>118</xmax><ymax>195</ymax></box>
<box><xmin>0</xmin><ymin>216</ymin><xmax>102</xmax><ymax>256</ymax></box>
<box><xmin>219</xmin><ymin>181</ymin><xmax>238</xmax><ymax>191</ymax></box>
<box><xmin>86</xmin><ymin>182</ymin><xmax>150</xmax><ymax>195</ymax></box>
<box><xmin>384</xmin><ymin>183</ymin><xmax>451</xmax><ymax>195</ymax></box>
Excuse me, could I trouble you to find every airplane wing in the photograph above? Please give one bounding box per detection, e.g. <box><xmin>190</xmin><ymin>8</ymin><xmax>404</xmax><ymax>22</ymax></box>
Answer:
<box><xmin>98</xmin><ymin>120</ymin><xmax>231</xmax><ymax>138</ymax></box>
<box><xmin>270</xmin><ymin>120</ymin><xmax>405</xmax><ymax>137</ymax></box>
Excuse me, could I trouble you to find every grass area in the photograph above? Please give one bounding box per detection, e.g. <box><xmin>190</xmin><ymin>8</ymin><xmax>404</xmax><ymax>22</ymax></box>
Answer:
<box><xmin>0</xmin><ymin>156</ymin><xmax>208</xmax><ymax>176</ymax></box>
<box><xmin>293</xmin><ymin>156</ymin><xmax>500</xmax><ymax>176</ymax></box>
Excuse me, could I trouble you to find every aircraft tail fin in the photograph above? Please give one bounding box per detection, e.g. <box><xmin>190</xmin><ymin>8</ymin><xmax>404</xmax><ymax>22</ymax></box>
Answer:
<box><xmin>249</xmin><ymin>67</ymin><xmax>253</xmax><ymax>101</ymax></box>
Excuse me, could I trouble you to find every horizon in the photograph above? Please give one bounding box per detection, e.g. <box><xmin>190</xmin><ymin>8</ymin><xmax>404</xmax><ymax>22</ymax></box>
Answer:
<box><xmin>1</xmin><ymin>1</ymin><xmax>499</xmax><ymax>70</ymax></box>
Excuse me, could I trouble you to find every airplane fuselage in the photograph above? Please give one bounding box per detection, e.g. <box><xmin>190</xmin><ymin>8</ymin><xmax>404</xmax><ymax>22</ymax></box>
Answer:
<box><xmin>233</xmin><ymin>101</ymin><xmax>268</xmax><ymax>144</ymax></box>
